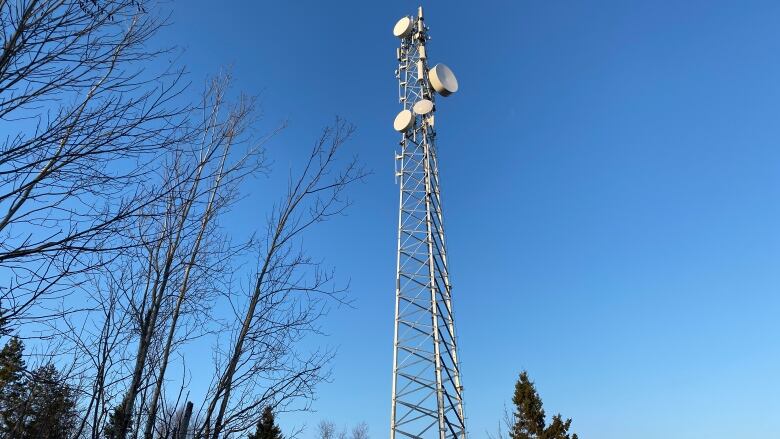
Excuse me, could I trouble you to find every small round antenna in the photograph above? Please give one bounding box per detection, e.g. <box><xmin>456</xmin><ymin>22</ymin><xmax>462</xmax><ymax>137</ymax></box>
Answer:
<box><xmin>393</xmin><ymin>109</ymin><xmax>414</xmax><ymax>132</ymax></box>
<box><xmin>393</xmin><ymin>17</ymin><xmax>413</xmax><ymax>38</ymax></box>
<box><xmin>429</xmin><ymin>64</ymin><xmax>459</xmax><ymax>96</ymax></box>
<box><xmin>413</xmin><ymin>99</ymin><xmax>434</xmax><ymax>115</ymax></box>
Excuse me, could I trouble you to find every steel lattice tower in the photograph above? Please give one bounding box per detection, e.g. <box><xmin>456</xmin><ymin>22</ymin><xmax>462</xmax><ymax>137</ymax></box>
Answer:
<box><xmin>390</xmin><ymin>7</ymin><xmax>466</xmax><ymax>439</ymax></box>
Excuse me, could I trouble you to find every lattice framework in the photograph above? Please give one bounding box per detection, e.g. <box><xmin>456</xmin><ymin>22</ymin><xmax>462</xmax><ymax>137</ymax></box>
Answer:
<box><xmin>390</xmin><ymin>8</ymin><xmax>466</xmax><ymax>439</ymax></box>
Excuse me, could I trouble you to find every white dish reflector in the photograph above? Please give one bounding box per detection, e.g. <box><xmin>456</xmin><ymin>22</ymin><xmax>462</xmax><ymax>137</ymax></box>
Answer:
<box><xmin>393</xmin><ymin>109</ymin><xmax>414</xmax><ymax>132</ymax></box>
<box><xmin>393</xmin><ymin>17</ymin><xmax>413</xmax><ymax>38</ymax></box>
<box><xmin>429</xmin><ymin>64</ymin><xmax>458</xmax><ymax>96</ymax></box>
<box><xmin>413</xmin><ymin>99</ymin><xmax>434</xmax><ymax>115</ymax></box>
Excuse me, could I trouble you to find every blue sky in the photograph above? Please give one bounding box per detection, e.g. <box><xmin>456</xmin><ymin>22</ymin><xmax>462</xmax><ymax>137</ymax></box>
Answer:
<box><xmin>158</xmin><ymin>1</ymin><xmax>780</xmax><ymax>438</ymax></box>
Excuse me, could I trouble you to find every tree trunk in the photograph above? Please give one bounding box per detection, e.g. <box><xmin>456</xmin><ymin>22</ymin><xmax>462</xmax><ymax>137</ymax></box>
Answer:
<box><xmin>177</xmin><ymin>401</ymin><xmax>194</xmax><ymax>439</ymax></box>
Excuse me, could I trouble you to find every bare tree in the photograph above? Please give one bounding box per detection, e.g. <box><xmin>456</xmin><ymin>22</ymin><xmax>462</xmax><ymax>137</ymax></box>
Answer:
<box><xmin>137</xmin><ymin>75</ymin><xmax>272</xmax><ymax>439</ymax></box>
<box><xmin>67</xmin><ymin>270</ymin><xmax>137</xmax><ymax>439</ymax></box>
<box><xmin>41</xmin><ymin>71</ymin><xmax>273</xmax><ymax>438</ymax></box>
<box><xmin>196</xmin><ymin>119</ymin><xmax>365</xmax><ymax>438</ymax></box>
<box><xmin>317</xmin><ymin>421</ymin><xmax>368</xmax><ymax>439</ymax></box>
<box><xmin>2</xmin><ymin>3</ymin><xmax>366</xmax><ymax>439</ymax></box>
<box><xmin>487</xmin><ymin>405</ymin><xmax>514</xmax><ymax>439</ymax></box>
<box><xmin>317</xmin><ymin>421</ymin><xmax>336</xmax><ymax>439</ymax></box>
<box><xmin>0</xmin><ymin>0</ymin><xmax>187</xmax><ymax>333</ymax></box>
<box><xmin>350</xmin><ymin>423</ymin><xmax>369</xmax><ymax>439</ymax></box>
<box><xmin>66</xmin><ymin>73</ymin><xmax>272</xmax><ymax>439</ymax></box>
<box><xmin>151</xmin><ymin>399</ymin><xmax>194</xmax><ymax>439</ymax></box>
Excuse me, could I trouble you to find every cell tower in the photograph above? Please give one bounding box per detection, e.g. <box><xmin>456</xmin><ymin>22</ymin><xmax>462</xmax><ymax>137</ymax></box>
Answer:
<box><xmin>390</xmin><ymin>7</ymin><xmax>466</xmax><ymax>439</ymax></box>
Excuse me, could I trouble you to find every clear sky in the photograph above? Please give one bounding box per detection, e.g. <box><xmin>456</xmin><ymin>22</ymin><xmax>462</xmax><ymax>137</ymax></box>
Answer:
<box><xmin>157</xmin><ymin>1</ymin><xmax>780</xmax><ymax>438</ymax></box>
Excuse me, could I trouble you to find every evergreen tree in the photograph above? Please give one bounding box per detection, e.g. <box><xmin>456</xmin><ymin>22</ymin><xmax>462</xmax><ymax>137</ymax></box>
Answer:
<box><xmin>0</xmin><ymin>337</ymin><xmax>24</xmax><ymax>387</ymax></box>
<box><xmin>0</xmin><ymin>338</ymin><xmax>78</xmax><ymax>439</ymax></box>
<box><xmin>248</xmin><ymin>406</ymin><xmax>283</xmax><ymax>439</ymax></box>
<box><xmin>0</xmin><ymin>337</ymin><xmax>27</xmax><ymax>436</ymax></box>
<box><xmin>509</xmin><ymin>371</ymin><xmax>578</xmax><ymax>439</ymax></box>
<box><xmin>511</xmin><ymin>371</ymin><xmax>546</xmax><ymax>439</ymax></box>
<box><xmin>104</xmin><ymin>403</ymin><xmax>133</xmax><ymax>439</ymax></box>
<box><xmin>24</xmin><ymin>363</ymin><xmax>77</xmax><ymax>438</ymax></box>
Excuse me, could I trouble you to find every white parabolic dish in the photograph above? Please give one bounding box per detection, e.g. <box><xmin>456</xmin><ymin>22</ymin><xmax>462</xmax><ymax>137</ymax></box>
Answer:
<box><xmin>393</xmin><ymin>17</ymin><xmax>413</xmax><ymax>38</ymax></box>
<box><xmin>413</xmin><ymin>99</ymin><xmax>434</xmax><ymax>115</ymax></box>
<box><xmin>429</xmin><ymin>64</ymin><xmax>458</xmax><ymax>97</ymax></box>
<box><xmin>393</xmin><ymin>109</ymin><xmax>414</xmax><ymax>132</ymax></box>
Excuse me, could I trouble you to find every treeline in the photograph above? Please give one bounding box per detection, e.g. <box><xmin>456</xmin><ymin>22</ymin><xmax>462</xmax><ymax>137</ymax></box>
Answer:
<box><xmin>0</xmin><ymin>0</ymin><xmax>363</xmax><ymax>438</ymax></box>
<box><xmin>315</xmin><ymin>421</ymin><xmax>369</xmax><ymax>439</ymax></box>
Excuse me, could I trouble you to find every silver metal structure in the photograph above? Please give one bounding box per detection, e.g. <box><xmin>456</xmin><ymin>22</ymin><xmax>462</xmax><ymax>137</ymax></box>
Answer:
<box><xmin>390</xmin><ymin>7</ymin><xmax>466</xmax><ymax>439</ymax></box>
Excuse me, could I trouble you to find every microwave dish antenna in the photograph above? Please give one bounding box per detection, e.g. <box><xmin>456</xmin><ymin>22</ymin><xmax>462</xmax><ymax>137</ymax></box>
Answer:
<box><xmin>393</xmin><ymin>16</ymin><xmax>413</xmax><ymax>38</ymax></box>
<box><xmin>413</xmin><ymin>99</ymin><xmax>434</xmax><ymax>115</ymax></box>
<box><xmin>393</xmin><ymin>109</ymin><xmax>414</xmax><ymax>132</ymax></box>
<box><xmin>429</xmin><ymin>63</ymin><xmax>459</xmax><ymax>96</ymax></box>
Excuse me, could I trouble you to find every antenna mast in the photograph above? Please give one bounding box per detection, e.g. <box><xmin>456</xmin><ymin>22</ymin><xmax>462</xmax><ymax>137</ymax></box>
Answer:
<box><xmin>390</xmin><ymin>7</ymin><xmax>466</xmax><ymax>439</ymax></box>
